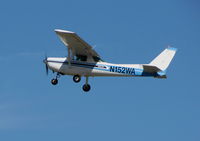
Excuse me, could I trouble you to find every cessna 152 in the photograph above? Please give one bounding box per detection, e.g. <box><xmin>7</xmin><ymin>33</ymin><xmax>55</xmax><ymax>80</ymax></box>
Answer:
<box><xmin>43</xmin><ymin>29</ymin><xmax>177</xmax><ymax>92</ymax></box>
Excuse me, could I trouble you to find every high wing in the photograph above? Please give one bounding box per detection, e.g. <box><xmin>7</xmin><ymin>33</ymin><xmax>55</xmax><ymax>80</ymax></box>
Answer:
<box><xmin>55</xmin><ymin>29</ymin><xmax>100</xmax><ymax>58</ymax></box>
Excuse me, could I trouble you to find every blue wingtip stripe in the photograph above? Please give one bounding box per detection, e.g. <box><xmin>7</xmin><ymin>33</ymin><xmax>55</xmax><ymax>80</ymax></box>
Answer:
<box><xmin>167</xmin><ymin>47</ymin><xmax>177</xmax><ymax>51</ymax></box>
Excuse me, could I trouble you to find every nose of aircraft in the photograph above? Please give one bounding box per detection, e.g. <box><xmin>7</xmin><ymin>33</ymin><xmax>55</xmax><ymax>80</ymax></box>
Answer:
<box><xmin>43</xmin><ymin>57</ymin><xmax>47</xmax><ymax>64</ymax></box>
<box><xmin>43</xmin><ymin>57</ymin><xmax>49</xmax><ymax>75</ymax></box>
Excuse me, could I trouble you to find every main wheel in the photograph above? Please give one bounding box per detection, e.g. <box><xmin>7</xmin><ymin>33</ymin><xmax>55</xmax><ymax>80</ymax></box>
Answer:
<box><xmin>82</xmin><ymin>84</ymin><xmax>91</xmax><ymax>92</ymax></box>
<box><xmin>51</xmin><ymin>79</ymin><xmax>58</xmax><ymax>85</ymax></box>
<box><xmin>73</xmin><ymin>75</ymin><xmax>81</xmax><ymax>83</ymax></box>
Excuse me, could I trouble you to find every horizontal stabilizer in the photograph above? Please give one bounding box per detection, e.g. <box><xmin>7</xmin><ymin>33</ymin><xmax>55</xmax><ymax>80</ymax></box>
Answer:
<box><xmin>142</xmin><ymin>65</ymin><xmax>167</xmax><ymax>78</ymax></box>
<box><xmin>142</xmin><ymin>65</ymin><xmax>161</xmax><ymax>73</ymax></box>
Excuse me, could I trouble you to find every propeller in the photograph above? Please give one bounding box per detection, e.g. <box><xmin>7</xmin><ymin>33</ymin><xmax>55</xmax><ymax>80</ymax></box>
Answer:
<box><xmin>43</xmin><ymin>55</ymin><xmax>49</xmax><ymax>75</ymax></box>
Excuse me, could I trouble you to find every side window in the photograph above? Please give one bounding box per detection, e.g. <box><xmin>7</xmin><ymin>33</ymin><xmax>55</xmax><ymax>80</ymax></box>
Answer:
<box><xmin>92</xmin><ymin>56</ymin><xmax>102</xmax><ymax>62</ymax></box>
<box><xmin>75</xmin><ymin>55</ymin><xmax>87</xmax><ymax>61</ymax></box>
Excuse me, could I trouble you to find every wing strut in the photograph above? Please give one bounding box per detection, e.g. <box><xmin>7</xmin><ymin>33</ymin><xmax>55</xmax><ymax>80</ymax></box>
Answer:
<box><xmin>68</xmin><ymin>48</ymin><xmax>71</xmax><ymax>65</ymax></box>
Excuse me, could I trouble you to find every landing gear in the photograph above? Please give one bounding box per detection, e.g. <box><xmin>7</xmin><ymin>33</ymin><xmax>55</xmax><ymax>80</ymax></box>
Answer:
<box><xmin>50</xmin><ymin>73</ymin><xmax>92</xmax><ymax>92</ymax></box>
<box><xmin>51</xmin><ymin>79</ymin><xmax>58</xmax><ymax>85</ymax></box>
<box><xmin>82</xmin><ymin>84</ymin><xmax>91</xmax><ymax>92</ymax></box>
<box><xmin>82</xmin><ymin>76</ymin><xmax>91</xmax><ymax>92</ymax></box>
<box><xmin>51</xmin><ymin>73</ymin><xmax>61</xmax><ymax>85</ymax></box>
<box><xmin>73</xmin><ymin>75</ymin><xmax>81</xmax><ymax>83</ymax></box>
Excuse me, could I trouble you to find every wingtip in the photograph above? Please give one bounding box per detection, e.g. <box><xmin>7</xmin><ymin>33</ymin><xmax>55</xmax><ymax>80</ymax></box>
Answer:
<box><xmin>54</xmin><ymin>29</ymin><xmax>75</xmax><ymax>34</ymax></box>
<box><xmin>167</xmin><ymin>46</ymin><xmax>177</xmax><ymax>51</ymax></box>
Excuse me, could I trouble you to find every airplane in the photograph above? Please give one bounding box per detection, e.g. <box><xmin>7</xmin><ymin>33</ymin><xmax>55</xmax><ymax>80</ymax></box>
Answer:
<box><xmin>43</xmin><ymin>29</ymin><xmax>177</xmax><ymax>92</ymax></box>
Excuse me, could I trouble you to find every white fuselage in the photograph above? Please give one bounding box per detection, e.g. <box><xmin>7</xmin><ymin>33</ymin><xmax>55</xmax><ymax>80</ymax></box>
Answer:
<box><xmin>46</xmin><ymin>57</ymin><xmax>148</xmax><ymax>77</ymax></box>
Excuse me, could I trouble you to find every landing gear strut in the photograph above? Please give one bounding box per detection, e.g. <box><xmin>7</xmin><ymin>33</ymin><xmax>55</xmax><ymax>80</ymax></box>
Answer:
<box><xmin>51</xmin><ymin>73</ymin><xmax>61</xmax><ymax>85</ymax></box>
<box><xmin>73</xmin><ymin>75</ymin><xmax>81</xmax><ymax>83</ymax></box>
<box><xmin>82</xmin><ymin>76</ymin><xmax>91</xmax><ymax>92</ymax></box>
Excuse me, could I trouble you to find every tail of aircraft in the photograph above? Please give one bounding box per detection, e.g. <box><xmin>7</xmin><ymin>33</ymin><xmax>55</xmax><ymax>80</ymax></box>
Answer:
<box><xmin>149</xmin><ymin>47</ymin><xmax>177</xmax><ymax>71</ymax></box>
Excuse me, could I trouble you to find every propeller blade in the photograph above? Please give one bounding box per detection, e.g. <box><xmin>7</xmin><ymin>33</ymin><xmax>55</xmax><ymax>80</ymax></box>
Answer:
<box><xmin>43</xmin><ymin>55</ymin><xmax>48</xmax><ymax>75</ymax></box>
<box><xmin>46</xmin><ymin>63</ymin><xmax>49</xmax><ymax>75</ymax></box>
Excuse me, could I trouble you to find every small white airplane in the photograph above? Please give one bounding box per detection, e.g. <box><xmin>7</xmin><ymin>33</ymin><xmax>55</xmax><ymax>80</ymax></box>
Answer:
<box><xmin>43</xmin><ymin>29</ymin><xmax>177</xmax><ymax>92</ymax></box>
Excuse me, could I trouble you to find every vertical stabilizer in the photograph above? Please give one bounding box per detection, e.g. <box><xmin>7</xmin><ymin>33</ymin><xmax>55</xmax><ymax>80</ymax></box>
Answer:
<box><xmin>149</xmin><ymin>47</ymin><xmax>177</xmax><ymax>71</ymax></box>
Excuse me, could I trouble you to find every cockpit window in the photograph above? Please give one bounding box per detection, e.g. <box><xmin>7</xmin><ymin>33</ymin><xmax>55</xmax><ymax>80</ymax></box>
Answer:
<box><xmin>75</xmin><ymin>55</ymin><xmax>87</xmax><ymax>61</ymax></box>
<box><xmin>75</xmin><ymin>55</ymin><xmax>103</xmax><ymax>62</ymax></box>
<box><xmin>92</xmin><ymin>56</ymin><xmax>103</xmax><ymax>62</ymax></box>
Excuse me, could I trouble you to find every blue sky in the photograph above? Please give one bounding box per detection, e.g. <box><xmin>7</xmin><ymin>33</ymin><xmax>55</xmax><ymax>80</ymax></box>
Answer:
<box><xmin>0</xmin><ymin>0</ymin><xmax>200</xmax><ymax>141</ymax></box>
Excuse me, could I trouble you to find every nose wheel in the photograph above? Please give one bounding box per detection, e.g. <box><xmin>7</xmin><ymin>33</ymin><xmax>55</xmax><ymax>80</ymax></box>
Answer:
<box><xmin>51</xmin><ymin>73</ymin><xmax>60</xmax><ymax>85</ymax></box>
<box><xmin>51</xmin><ymin>78</ymin><xmax>58</xmax><ymax>85</ymax></box>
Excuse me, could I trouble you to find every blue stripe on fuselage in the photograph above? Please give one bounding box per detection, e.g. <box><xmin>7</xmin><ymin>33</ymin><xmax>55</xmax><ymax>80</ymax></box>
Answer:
<box><xmin>47</xmin><ymin>60</ymin><xmax>161</xmax><ymax>77</ymax></box>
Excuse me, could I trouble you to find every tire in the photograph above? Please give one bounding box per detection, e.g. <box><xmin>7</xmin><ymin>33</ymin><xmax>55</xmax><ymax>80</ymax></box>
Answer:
<box><xmin>51</xmin><ymin>79</ymin><xmax>58</xmax><ymax>85</ymax></box>
<box><xmin>82</xmin><ymin>84</ymin><xmax>91</xmax><ymax>92</ymax></box>
<box><xmin>73</xmin><ymin>75</ymin><xmax>81</xmax><ymax>83</ymax></box>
